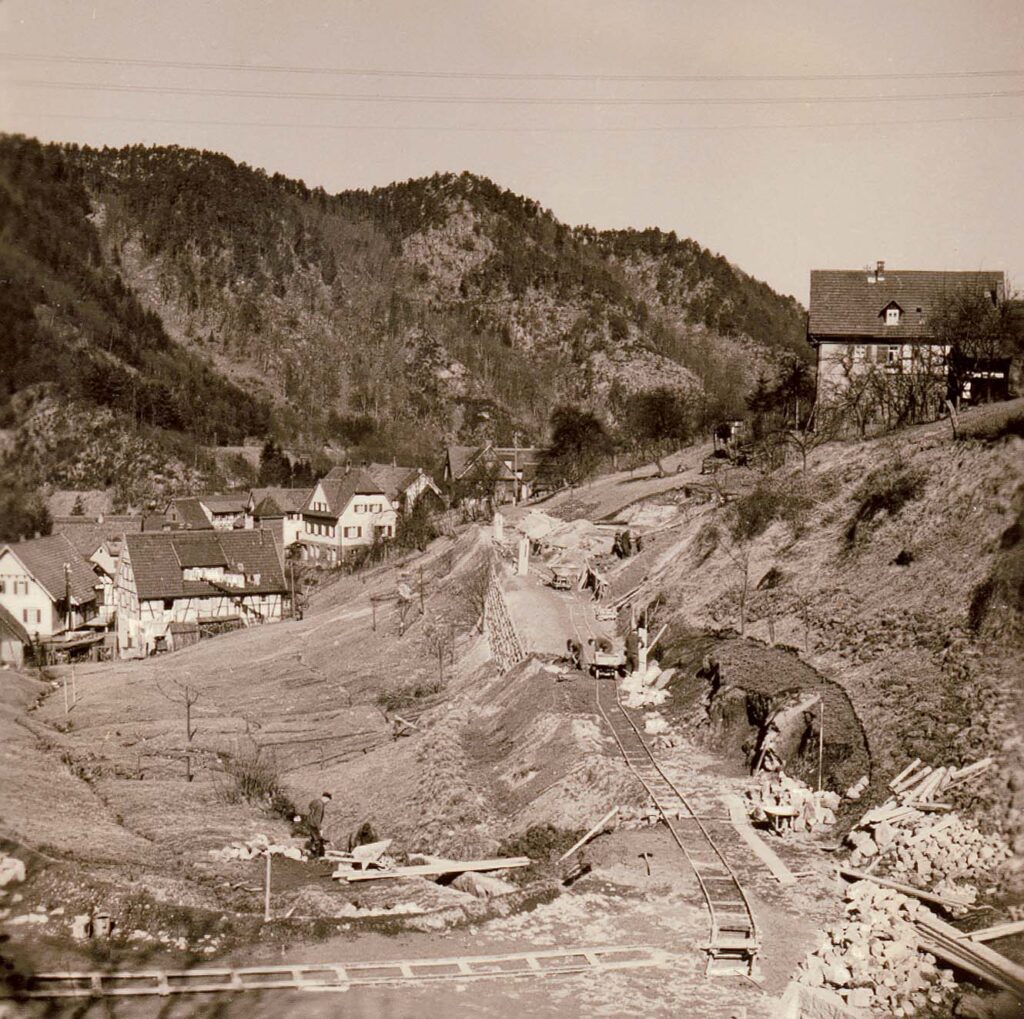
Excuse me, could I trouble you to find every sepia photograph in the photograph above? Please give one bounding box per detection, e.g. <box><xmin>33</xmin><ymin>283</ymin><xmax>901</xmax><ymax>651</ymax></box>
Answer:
<box><xmin>0</xmin><ymin>2</ymin><xmax>1022</xmax><ymax>1016</ymax></box>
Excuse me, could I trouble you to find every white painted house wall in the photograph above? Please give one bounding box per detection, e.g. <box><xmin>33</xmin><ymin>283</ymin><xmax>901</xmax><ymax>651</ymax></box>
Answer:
<box><xmin>0</xmin><ymin>548</ymin><xmax>60</xmax><ymax>639</ymax></box>
<box><xmin>300</xmin><ymin>482</ymin><xmax>397</xmax><ymax>563</ymax></box>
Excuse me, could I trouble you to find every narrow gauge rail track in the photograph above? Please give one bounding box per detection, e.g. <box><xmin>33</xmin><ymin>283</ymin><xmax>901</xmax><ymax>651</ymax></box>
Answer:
<box><xmin>593</xmin><ymin>675</ymin><xmax>760</xmax><ymax>978</ymax></box>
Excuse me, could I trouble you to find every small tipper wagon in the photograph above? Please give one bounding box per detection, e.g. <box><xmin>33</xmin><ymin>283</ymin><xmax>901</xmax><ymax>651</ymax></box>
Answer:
<box><xmin>549</xmin><ymin>565</ymin><xmax>575</xmax><ymax>591</ymax></box>
<box><xmin>591</xmin><ymin>649</ymin><xmax>624</xmax><ymax>680</ymax></box>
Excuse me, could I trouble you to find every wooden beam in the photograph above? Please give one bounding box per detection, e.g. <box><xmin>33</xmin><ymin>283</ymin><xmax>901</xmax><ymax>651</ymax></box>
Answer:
<box><xmin>838</xmin><ymin>867</ymin><xmax>973</xmax><ymax>909</ymax></box>
<box><xmin>338</xmin><ymin>856</ymin><xmax>531</xmax><ymax>882</ymax></box>
<box><xmin>965</xmin><ymin>920</ymin><xmax>1024</xmax><ymax>943</ymax></box>
<box><xmin>724</xmin><ymin>794</ymin><xmax>796</xmax><ymax>886</ymax></box>
<box><xmin>556</xmin><ymin>807</ymin><xmax>618</xmax><ymax>863</ymax></box>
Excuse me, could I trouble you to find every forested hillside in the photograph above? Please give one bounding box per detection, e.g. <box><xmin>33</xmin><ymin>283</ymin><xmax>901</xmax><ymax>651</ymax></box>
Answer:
<box><xmin>0</xmin><ymin>135</ymin><xmax>808</xmax><ymax>504</ymax></box>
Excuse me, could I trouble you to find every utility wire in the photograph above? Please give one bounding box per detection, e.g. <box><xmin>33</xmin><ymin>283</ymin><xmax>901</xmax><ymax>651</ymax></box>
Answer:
<box><xmin>1</xmin><ymin>51</ymin><xmax>1022</xmax><ymax>83</ymax></box>
<box><xmin>16</xmin><ymin>109</ymin><xmax>1024</xmax><ymax>133</ymax></box>
<box><xmin>9</xmin><ymin>78</ymin><xmax>1024</xmax><ymax>106</ymax></box>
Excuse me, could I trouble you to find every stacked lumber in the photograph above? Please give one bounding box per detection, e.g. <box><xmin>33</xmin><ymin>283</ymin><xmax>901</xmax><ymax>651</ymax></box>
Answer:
<box><xmin>208</xmin><ymin>834</ymin><xmax>305</xmax><ymax>862</ymax></box>
<box><xmin>845</xmin><ymin>757</ymin><xmax>1010</xmax><ymax>915</ymax></box>
<box><xmin>746</xmin><ymin>772</ymin><xmax>840</xmax><ymax>833</ymax></box>
<box><xmin>796</xmin><ymin>880</ymin><xmax>957</xmax><ymax>1015</ymax></box>
<box><xmin>333</xmin><ymin>856</ymin><xmax>531</xmax><ymax>883</ymax></box>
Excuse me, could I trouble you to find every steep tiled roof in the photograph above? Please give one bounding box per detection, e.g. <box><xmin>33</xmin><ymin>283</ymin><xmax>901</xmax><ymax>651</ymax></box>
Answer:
<box><xmin>250</xmin><ymin>487</ymin><xmax>311</xmax><ymax>516</ymax></box>
<box><xmin>200</xmin><ymin>494</ymin><xmax>248</xmax><ymax>514</ymax></box>
<box><xmin>308</xmin><ymin>471</ymin><xmax>384</xmax><ymax>516</ymax></box>
<box><xmin>0</xmin><ymin>603</ymin><xmax>31</xmax><ymax>644</ymax></box>
<box><xmin>124</xmin><ymin>531</ymin><xmax>287</xmax><ymax>600</ymax></box>
<box><xmin>51</xmin><ymin>516</ymin><xmax>143</xmax><ymax>558</ymax></box>
<box><xmin>362</xmin><ymin>464</ymin><xmax>422</xmax><ymax>502</ymax></box>
<box><xmin>809</xmin><ymin>269</ymin><xmax>1004</xmax><ymax>341</ymax></box>
<box><xmin>166</xmin><ymin>497</ymin><xmax>213</xmax><ymax>530</ymax></box>
<box><xmin>445</xmin><ymin>445</ymin><xmax>480</xmax><ymax>480</ymax></box>
<box><xmin>1</xmin><ymin>534</ymin><xmax>97</xmax><ymax>605</ymax></box>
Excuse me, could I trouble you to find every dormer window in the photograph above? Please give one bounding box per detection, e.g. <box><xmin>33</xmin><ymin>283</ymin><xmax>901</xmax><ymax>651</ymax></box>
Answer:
<box><xmin>881</xmin><ymin>300</ymin><xmax>902</xmax><ymax>326</ymax></box>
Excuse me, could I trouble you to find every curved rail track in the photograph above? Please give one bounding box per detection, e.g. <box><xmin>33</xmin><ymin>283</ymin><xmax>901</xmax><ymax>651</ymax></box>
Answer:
<box><xmin>593</xmin><ymin>677</ymin><xmax>760</xmax><ymax>977</ymax></box>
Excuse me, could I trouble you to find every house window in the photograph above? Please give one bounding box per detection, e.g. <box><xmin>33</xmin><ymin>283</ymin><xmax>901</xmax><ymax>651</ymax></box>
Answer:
<box><xmin>355</xmin><ymin>504</ymin><xmax>365</xmax><ymax>513</ymax></box>
<box><xmin>35</xmin><ymin>609</ymin><xmax>41</xmax><ymax>624</ymax></box>
<box><xmin>163</xmin><ymin>598</ymin><xmax>174</xmax><ymax>610</ymax></box>
<box><xmin>370</xmin><ymin>503</ymin><xmax>382</xmax><ymax>513</ymax></box>
<box><xmin>886</xmin><ymin>307</ymin><xmax>900</xmax><ymax>325</ymax></box>
<box><xmin>22</xmin><ymin>609</ymin><xmax>28</xmax><ymax>623</ymax></box>
<box><xmin>343</xmin><ymin>526</ymin><xmax>362</xmax><ymax>539</ymax></box>
<box><xmin>886</xmin><ymin>346</ymin><xmax>900</xmax><ymax>365</ymax></box>
<box><xmin>0</xmin><ymin>581</ymin><xmax>4</xmax><ymax>594</ymax></box>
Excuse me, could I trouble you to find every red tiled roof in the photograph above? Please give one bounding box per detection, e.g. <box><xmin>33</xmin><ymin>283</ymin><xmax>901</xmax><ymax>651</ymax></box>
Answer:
<box><xmin>809</xmin><ymin>269</ymin><xmax>1005</xmax><ymax>341</ymax></box>
<box><xmin>123</xmin><ymin>531</ymin><xmax>287</xmax><ymax>601</ymax></box>
<box><xmin>1</xmin><ymin>533</ymin><xmax>98</xmax><ymax>605</ymax></box>
<box><xmin>51</xmin><ymin>516</ymin><xmax>143</xmax><ymax>557</ymax></box>
<box><xmin>166</xmin><ymin>497</ymin><xmax>213</xmax><ymax>530</ymax></box>
<box><xmin>0</xmin><ymin>603</ymin><xmax>31</xmax><ymax>644</ymax></box>
<box><xmin>307</xmin><ymin>471</ymin><xmax>384</xmax><ymax>516</ymax></box>
<box><xmin>361</xmin><ymin>464</ymin><xmax>422</xmax><ymax>501</ymax></box>
<box><xmin>250</xmin><ymin>487</ymin><xmax>311</xmax><ymax>516</ymax></box>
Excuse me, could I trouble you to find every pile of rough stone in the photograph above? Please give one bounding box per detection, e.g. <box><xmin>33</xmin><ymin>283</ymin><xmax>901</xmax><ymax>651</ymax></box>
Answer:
<box><xmin>619</xmin><ymin>661</ymin><xmax>673</xmax><ymax>709</ymax></box>
<box><xmin>796</xmin><ymin>880</ymin><xmax>956</xmax><ymax>1015</ymax></box>
<box><xmin>746</xmin><ymin>771</ymin><xmax>841</xmax><ymax>833</ymax></box>
<box><xmin>845</xmin><ymin>758</ymin><xmax>1011</xmax><ymax>910</ymax></box>
<box><xmin>208</xmin><ymin>834</ymin><xmax>305</xmax><ymax>862</ymax></box>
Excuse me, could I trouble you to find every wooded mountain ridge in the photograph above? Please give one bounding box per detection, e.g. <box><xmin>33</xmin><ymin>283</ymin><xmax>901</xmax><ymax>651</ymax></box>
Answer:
<box><xmin>0</xmin><ymin>134</ymin><xmax>807</xmax><ymax>503</ymax></box>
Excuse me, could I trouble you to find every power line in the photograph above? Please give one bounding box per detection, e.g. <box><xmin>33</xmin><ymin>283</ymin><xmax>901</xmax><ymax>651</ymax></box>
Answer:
<box><xmin>9</xmin><ymin>78</ymin><xmax>1024</xmax><ymax>106</ymax></box>
<box><xmin>16</xmin><ymin>109</ymin><xmax>1024</xmax><ymax>134</ymax></box>
<box><xmin>1</xmin><ymin>51</ymin><xmax>1022</xmax><ymax>84</ymax></box>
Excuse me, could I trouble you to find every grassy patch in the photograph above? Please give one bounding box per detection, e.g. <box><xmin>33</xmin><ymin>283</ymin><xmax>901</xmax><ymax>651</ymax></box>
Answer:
<box><xmin>843</xmin><ymin>459</ymin><xmax>926</xmax><ymax>547</ymax></box>
<box><xmin>376</xmin><ymin>677</ymin><xmax>446</xmax><ymax>714</ymax></box>
<box><xmin>729</xmin><ymin>477</ymin><xmax>816</xmax><ymax>542</ymax></box>
<box><xmin>220</xmin><ymin>744</ymin><xmax>297</xmax><ymax>821</ymax></box>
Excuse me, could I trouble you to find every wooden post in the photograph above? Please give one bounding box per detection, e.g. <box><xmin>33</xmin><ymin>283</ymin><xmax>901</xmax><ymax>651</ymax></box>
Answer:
<box><xmin>63</xmin><ymin>676</ymin><xmax>69</xmax><ymax>713</ymax></box>
<box><xmin>264</xmin><ymin>852</ymin><xmax>272</xmax><ymax>922</ymax></box>
<box><xmin>419</xmin><ymin>566</ymin><xmax>425</xmax><ymax>615</ymax></box>
<box><xmin>289</xmin><ymin>563</ymin><xmax>296</xmax><ymax>619</ymax></box>
<box><xmin>438</xmin><ymin>644</ymin><xmax>444</xmax><ymax>685</ymax></box>
<box><xmin>71</xmin><ymin>663</ymin><xmax>77</xmax><ymax>706</ymax></box>
<box><xmin>371</xmin><ymin>599</ymin><xmax>377</xmax><ymax>633</ymax></box>
<box><xmin>449</xmin><ymin>624</ymin><xmax>455</xmax><ymax>665</ymax></box>
<box><xmin>817</xmin><ymin>699</ymin><xmax>824</xmax><ymax>792</ymax></box>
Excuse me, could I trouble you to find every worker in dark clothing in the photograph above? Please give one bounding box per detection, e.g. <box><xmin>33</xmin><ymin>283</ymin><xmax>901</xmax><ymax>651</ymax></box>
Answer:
<box><xmin>566</xmin><ymin>638</ymin><xmax>582</xmax><ymax>670</ymax></box>
<box><xmin>625</xmin><ymin>631</ymin><xmax>639</xmax><ymax>673</ymax></box>
<box><xmin>294</xmin><ymin>791</ymin><xmax>332</xmax><ymax>858</ymax></box>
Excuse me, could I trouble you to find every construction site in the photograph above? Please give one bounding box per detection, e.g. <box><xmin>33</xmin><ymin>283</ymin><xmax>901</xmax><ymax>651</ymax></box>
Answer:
<box><xmin>1</xmin><ymin>406</ymin><xmax>1023</xmax><ymax>1019</ymax></box>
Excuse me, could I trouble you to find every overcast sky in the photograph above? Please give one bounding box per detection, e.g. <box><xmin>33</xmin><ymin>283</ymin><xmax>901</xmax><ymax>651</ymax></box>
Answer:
<box><xmin>2</xmin><ymin>1</ymin><xmax>1022</xmax><ymax>303</ymax></box>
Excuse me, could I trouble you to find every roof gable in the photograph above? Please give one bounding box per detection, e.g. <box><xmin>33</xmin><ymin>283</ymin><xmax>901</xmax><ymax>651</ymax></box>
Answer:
<box><xmin>809</xmin><ymin>269</ymin><xmax>1004</xmax><ymax>340</ymax></box>
<box><xmin>122</xmin><ymin>531</ymin><xmax>287</xmax><ymax>601</ymax></box>
<box><xmin>307</xmin><ymin>471</ymin><xmax>385</xmax><ymax>515</ymax></box>
<box><xmin>0</xmin><ymin>534</ymin><xmax>97</xmax><ymax>605</ymax></box>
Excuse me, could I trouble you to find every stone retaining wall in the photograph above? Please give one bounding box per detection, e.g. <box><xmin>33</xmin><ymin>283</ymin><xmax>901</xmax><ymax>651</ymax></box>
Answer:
<box><xmin>484</xmin><ymin>564</ymin><xmax>527</xmax><ymax>672</ymax></box>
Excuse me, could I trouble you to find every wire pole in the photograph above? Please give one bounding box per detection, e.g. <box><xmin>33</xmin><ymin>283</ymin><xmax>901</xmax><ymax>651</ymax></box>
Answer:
<box><xmin>817</xmin><ymin>699</ymin><xmax>825</xmax><ymax>792</ymax></box>
<box><xmin>264</xmin><ymin>852</ymin><xmax>272</xmax><ymax>921</ymax></box>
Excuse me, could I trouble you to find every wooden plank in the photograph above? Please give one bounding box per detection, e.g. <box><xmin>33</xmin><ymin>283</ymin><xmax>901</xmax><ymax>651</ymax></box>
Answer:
<box><xmin>838</xmin><ymin>867</ymin><xmax>973</xmax><ymax>909</ymax></box>
<box><xmin>889</xmin><ymin>758</ymin><xmax>922</xmax><ymax>790</ymax></box>
<box><xmin>556</xmin><ymin>807</ymin><xmax>619</xmax><ymax>863</ymax></box>
<box><xmin>724</xmin><ymin>794</ymin><xmax>796</xmax><ymax>886</ymax></box>
<box><xmin>917</xmin><ymin>914</ymin><xmax>1024</xmax><ymax>996</ymax></box>
<box><xmin>340</xmin><ymin>856</ymin><xmax>532</xmax><ymax>882</ymax></box>
<box><xmin>965</xmin><ymin>920</ymin><xmax>1024</xmax><ymax>943</ymax></box>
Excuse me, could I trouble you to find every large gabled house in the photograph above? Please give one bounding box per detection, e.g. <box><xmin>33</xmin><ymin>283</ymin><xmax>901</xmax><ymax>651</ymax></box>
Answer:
<box><xmin>114</xmin><ymin>530</ymin><xmax>288</xmax><ymax>657</ymax></box>
<box><xmin>809</xmin><ymin>264</ymin><xmax>1007</xmax><ymax>406</ymax></box>
<box><xmin>245</xmin><ymin>487</ymin><xmax>311</xmax><ymax>553</ymax></box>
<box><xmin>161</xmin><ymin>494</ymin><xmax>248</xmax><ymax>531</ymax></box>
<box><xmin>0</xmin><ymin>534</ymin><xmax>100</xmax><ymax>641</ymax></box>
<box><xmin>338</xmin><ymin>463</ymin><xmax>442</xmax><ymax>514</ymax></box>
<box><xmin>441</xmin><ymin>443</ymin><xmax>541</xmax><ymax>505</ymax></box>
<box><xmin>298</xmin><ymin>470</ymin><xmax>397</xmax><ymax>564</ymax></box>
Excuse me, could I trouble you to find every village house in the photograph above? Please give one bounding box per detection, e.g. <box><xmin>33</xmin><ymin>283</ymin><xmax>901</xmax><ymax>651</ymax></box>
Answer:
<box><xmin>808</xmin><ymin>264</ymin><xmax>1007</xmax><ymax>407</ymax></box>
<box><xmin>245</xmin><ymin>487</ymin><xmax>311</xmax><ymax>553</ymax></box>
<box><xmin>114</xmin><ymin>530</ymin><xmax>288</xmax><ymax>657</ymax></box>
<box><xmin>0</xmin><ymin>605</ymin><xmax>31</xmax><ymax>668</ymax></box>
<box><xmin>442</xmin><ymin>442</ymin><xmax>542</xmax><ymax>505</ymax></box>
<box><xmin>335</xmin><ymin>463</ymin><xmax>443</xmax><ymax>514</ymax></box>
<box><xmin>298</xmin><ymin>470</ymin><xmax>396</xmax><ymax>564</ymax></box>
<box><xmin>0</xmin><ymin>533</ymin><xmax>100</xmax><ymax>643</ymax></box>
<box><xmin>161</xmin><ymin>494</ymin><xmax>248</xmax><ymax>531</ymax></box>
